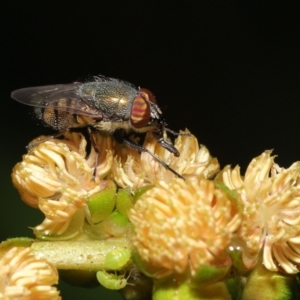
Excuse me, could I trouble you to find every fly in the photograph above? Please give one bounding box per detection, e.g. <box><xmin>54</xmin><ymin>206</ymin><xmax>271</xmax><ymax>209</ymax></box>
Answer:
<box><xmin>11</xmin><ymin>76</ymin><xmax>186</xmax><ymax>179</ymax></box>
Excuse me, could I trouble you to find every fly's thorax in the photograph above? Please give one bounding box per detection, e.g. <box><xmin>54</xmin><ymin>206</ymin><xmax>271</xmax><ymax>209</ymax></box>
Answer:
<box><xmin>79</xmin><ymin>79</ymin><xmax>137</xmax><ymax>119</ymax></box>
<box><xmin>95</xmin><ymin>96</ymin><xmax>132</xmax><ymax>120</ymax></box>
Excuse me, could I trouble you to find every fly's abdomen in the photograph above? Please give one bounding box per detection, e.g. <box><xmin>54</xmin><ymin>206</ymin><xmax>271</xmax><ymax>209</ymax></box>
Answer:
<box><xmin>34</xmin><ymin>98</ymin><xmax>80</xmax><ymax>131</ymax></box>
<box><xmin>35</xmin><ymin>107</ymin><xmax>75</xmax><ymax>131</ymax></box>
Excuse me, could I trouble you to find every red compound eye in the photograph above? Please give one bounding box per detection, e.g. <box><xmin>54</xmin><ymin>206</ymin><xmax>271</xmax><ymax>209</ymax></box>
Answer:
<box><xmin>130</xmin><ymin>88</ymin><xmax>156</xmax><ymax>128</ymax></box>
<box><xmin>130</xmin><ymin>93</ymin><xmax>151</xmax><ymax>128</ymax></box>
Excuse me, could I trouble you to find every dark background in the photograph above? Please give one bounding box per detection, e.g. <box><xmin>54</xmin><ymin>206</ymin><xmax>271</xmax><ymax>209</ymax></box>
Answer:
<box><xmin>1</xmin><ymin>2</ymin><xmax>300</xmax><ymax>299</ymax></box>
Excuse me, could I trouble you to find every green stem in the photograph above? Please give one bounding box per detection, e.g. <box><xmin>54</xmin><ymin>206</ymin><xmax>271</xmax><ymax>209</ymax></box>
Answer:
<box><xmin>31</xmin><ymin>238</ymin><xmax>131</xmax><ymax>271</ymax></box>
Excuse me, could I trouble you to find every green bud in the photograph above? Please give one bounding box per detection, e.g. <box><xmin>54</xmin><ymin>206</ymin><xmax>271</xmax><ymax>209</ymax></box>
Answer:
<box><xmin>116</xmin><ymin>188</ymin><xmax>134</xmax><ymax>216</ymax></box>
<box><xmin>87</xmin><ymin>180</ymin><xmax>116</xmax><ymax>223</ymax></box>
<box><xmin>95</xmin><ymin>211</ymin><xmax>133</xmax><ymax>237</ymax></box>
<box><xmin>242</xmin><ymin>262</ymin><xmax>297</xmax><ymax>300</ymax></box>
<box><xmin>133</xmin><ymin>185</ymin><xmax>154</xmax><ymax>203</ymax></box>
<box><xmin>104</xmin><ymin>248</ymin><xmax>131</xmax><ymax>270</ymax></box>
<box><xmin>191</xmin><ymin>264</ymin><xmax>230</xmax><ymax>287</ymax></box>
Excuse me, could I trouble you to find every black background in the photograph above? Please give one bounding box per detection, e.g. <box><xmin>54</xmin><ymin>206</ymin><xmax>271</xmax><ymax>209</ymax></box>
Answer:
<box><xmin>1</xmin><ymin>2</ymin><xmax>300</xmax><ymax>299</ymax></box>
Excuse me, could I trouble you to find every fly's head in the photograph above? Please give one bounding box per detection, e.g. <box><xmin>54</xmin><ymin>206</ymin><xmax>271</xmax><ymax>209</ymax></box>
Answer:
<box><xmin>130</xmin><ymin>88</ymin><xmax>181</xmax><ymax>158</ymax></box>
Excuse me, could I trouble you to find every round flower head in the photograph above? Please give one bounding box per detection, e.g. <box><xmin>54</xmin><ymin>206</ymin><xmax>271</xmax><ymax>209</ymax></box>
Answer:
<box><xmin>129</xmin><ymin>178</ymin><xmax>241</xmax><ymax>278</ymax></box>
<box><xmin>0</xmin><ymin>247</ymin><xmax>60</xmax><ymax>300</ymax></box>
<box><xmin>218</xmin><ymin>151</ymin><xmax>300</xmax><ymax>273</ymax></box>
<box><xmin>112</xmin><ymin>130</ymin><xmax>220</xmax><ymax>190</ymax></box>
<box><xmin>11</xmin><ymin>132</ymin><xmax>114</xmax><ymax>235</ymax></box>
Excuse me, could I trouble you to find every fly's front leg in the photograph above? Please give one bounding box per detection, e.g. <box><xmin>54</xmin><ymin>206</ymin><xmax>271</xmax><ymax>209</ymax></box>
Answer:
<box><xmin>152</xmin><ymin>129</ymin><xmax>180</xmax><ymax>157</ymax></box>
<box><xmin>114</xmin><ymin>130</ymin><xmax>184</xmax><ymax>180</ymax></box>
<box><xmin>165</xmin><ymin>127</ymin><xmax>191</xmax><ymax>137</ymax></box>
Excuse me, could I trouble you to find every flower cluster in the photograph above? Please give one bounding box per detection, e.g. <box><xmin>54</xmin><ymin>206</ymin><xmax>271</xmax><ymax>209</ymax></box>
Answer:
<box><xmin>129</xmin><ymin>178</ymin><xmax>241</xmax><ymax>278</ymax></box>
<box><xmin>12</xmin><ymin>132</ymin><xmax>113</xmax><ymax>235</ymax></box>
<box><xmin>217</xmin><ymin>151</ymin><xmax>300</xmax><ymax>273</ymax></box>
<box><xmin>11</xmin><ymin>130</ymin><xmax>218</xmax><ymax>237</ymax></box>
<box><xmin>0</xmin><ymin>247</ymin><xmax>60</xmax><ymax>299</ymax></box>
<box><xmin>10</xmin><ymin>127</ymin><xmax>300</xmax><ymax>296</ymax></box>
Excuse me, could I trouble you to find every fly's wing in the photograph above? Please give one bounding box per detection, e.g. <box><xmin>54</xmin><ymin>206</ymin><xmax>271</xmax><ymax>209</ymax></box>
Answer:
<box><xmin>11</xmin><ymin>83</ymin><xmax>103</xmax><ymax>118</ymax></box>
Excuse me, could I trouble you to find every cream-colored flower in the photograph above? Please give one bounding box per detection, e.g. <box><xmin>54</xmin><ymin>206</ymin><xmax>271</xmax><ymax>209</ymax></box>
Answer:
<box><xmin>12</xmin><ymin>132</ymin><xmax>114</xmax><ymax>235</ymax></box>
<box><xmin>112</xmin><ymin>130</ymin><xmax>219</xmax><ymax>190</ymax></box>
<box><xmin>129</xmin><ymin>178</ymin><xmax>240</xmax><ymax>278</ymax></box>
<box><xmin>218</xmin><ymin>151</ymin><xmax>300</xmax><ymax>273</ymax></box>
<box><xmin>0</xmin><ymin>247</ymin><xmax>60</xmax><ymax>300</ymax></box>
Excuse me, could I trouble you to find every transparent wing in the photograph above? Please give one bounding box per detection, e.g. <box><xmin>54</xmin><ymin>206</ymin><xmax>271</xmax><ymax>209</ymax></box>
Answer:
<box><xmin>11</xmin><ymin>83</ymin><xmax>103</xmax><ymax>117</ymax></box>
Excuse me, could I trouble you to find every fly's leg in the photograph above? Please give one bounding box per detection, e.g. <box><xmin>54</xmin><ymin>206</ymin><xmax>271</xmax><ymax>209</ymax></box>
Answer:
<box><xmin>114</xmin><ymin>130</ymin><xmax>184</xmax><ymax>180</ymax></box>
<box><xmin>152</xmin><ymin>127</ymin><xmax>191</xmax><ymax>157</ymax></box>
<box><xmin>87</xmin><ymin>127</ymin><xmax>99</xmax><ymax>179</ymax></box>
<box><xmin>152</xmin><ymin>130</ymin><xmax>180</xmax><ymax>157</ymax></box>
<box><xmin>165</xmin><ymin>127</ymin><xmax>191</xmax><ymax>136</ymax></box>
